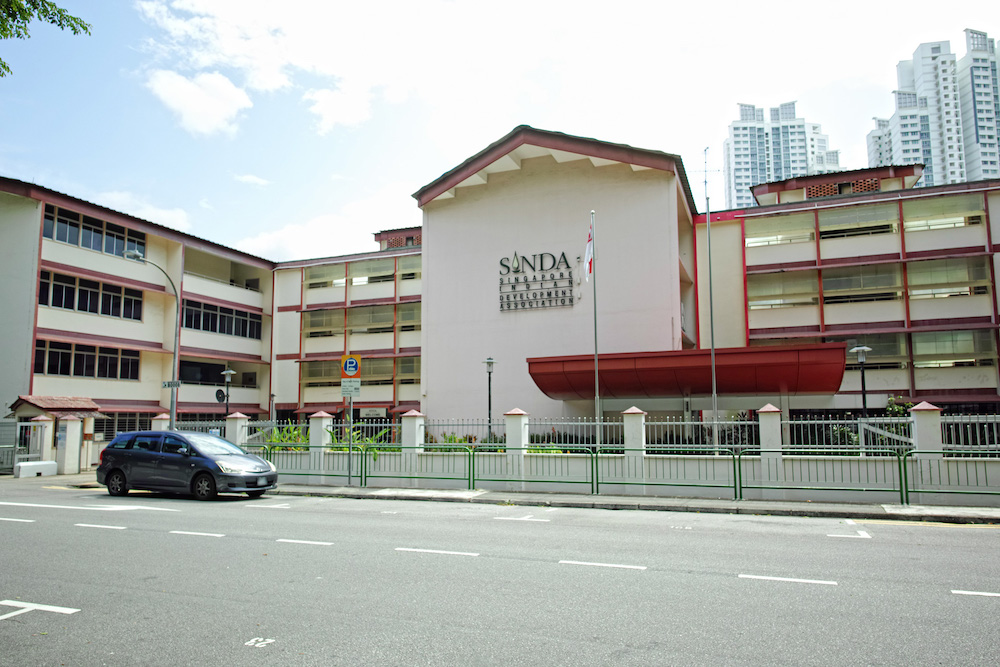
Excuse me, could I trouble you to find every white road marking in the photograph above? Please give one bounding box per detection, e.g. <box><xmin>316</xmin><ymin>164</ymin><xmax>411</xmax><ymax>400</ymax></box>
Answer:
<box><xmin>828</xmin><ymin>530</ymin><xmax>872</xmax><ymax>539</ymax></box>
<box><xmin>0</xmin><ymin>600</ymin><xmax>80</xmax><ymax>622</ymax></box>
<box><xmin>495</xmin><ymin>515</ymin><xmax>550</xmax><ymax>522</ymax></box>
<box><xmin>845</xmin><ymin>519</ymin><xmax>856</xmax><ymax>525</ymax></box>
<box><xmin>381</xmin><ymin>511</ymin><xmax>398</xmax><ymax>514</ymax></box>
<box><xmin>952</xmin><ymin>589</ymin><xmax>1000</xmax><ymax>597</ymax></box>
<box><xmin>544</xmin><ymin>508</ymin><xmax>560</xmax><ymax>512</ymax></box>
<box><xmin>739</xmin><ymin>574</ymin><xmax>837</xmax><ymax>586</ymax></box>
<box><xmin>395</xmin><ymin>548</ymin><xmax>479</xmax><ymax>557</ymax></box>
<box><xmin>559</xmin><ymin>560</ymin><xmax>647</xmax><ymax>571</ymax></box>
<box><xmin>74</xmin><ymin>523</ymin><xmax>126</xmax><ymax>530</ymax></box>
<box><xmin>0</xmin><ymin>518</ymin><xmax>35</xmax><ymax>523</ymax></box>
<box><xmin>0</xmin><ymin>501</ymin><xmax>179</xmax><ymax>512</ymax></box>
<box><xmin>277</xmin><ymin>539</ymin><xmax>333</xmax><ymax>546</ymax></box>
<box><xmin>170</xmin><ymin>531</ymin><xmax>224</xmax><ymax>537</ymax></box>
<box><xmin>245</xmin><ymin>503</ymin><xmax>290</xmax><ymax>509</ymax></box>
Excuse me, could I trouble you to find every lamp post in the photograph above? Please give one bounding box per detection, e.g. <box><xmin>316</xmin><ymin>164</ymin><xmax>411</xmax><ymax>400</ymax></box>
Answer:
<box><xmin>849</xmin><ymin>345</ymin><xmax>873</xmax><ymax>419</ymax></box>
<box><xmin>483</xmin><ymin>357</ymin><xmax>495</xmax><ymax>432</ymax></box>
<box><xmin>124</xmin><ymin>249</ymin><xmax>180</xmax><ymax>431</ymax></box>
<box><xmin>221</xmin><ymin>369</ymin><xmax>237</xmax><ymax>418</ymax></box>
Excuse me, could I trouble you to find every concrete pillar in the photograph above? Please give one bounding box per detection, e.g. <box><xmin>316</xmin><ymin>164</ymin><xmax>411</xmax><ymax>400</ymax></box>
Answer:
<box><xmin>152</xmin><ymin>413</ymin><xmax>170</xmax><ymax>432</ymax></box>
<box><xmin>33</xmin><ymin>415</ymin><xmax>54</xmax><ymax>462</ymax></box>
<box><xmin>226</xmin><ymin>412</ymin><xmax>250</xmax><ymax>446</ymax></box>
<box><xmin>82</xmin><ymin>417</ymin><xmax>96</xmax><ymax>470</ymax></box>
<box><xmin>622</xmin><ymin>407</ymin><xmax>647</xmax><ymax>492</ymax></box>
<box><xmin>758</xmin><ymin>404</ymin><xmax>784</xmax><ymax>491</ymax></box>
<box><xmin>910</xmin><ymin>402</ymin><xmax>942</xmax><ymax>453</ymax></box>
<box><xmin>309</xmin><ymin>411</ymin><xmax>334</xmax><ymax>485</ymax></box>
<box><xmin>401</xmin><ymin>410</ymin><xmax>425</xmax><ymax>452</ymax></box>
<box><xmin>56</xmin><ymin>416</ymin><xmax>82</xmax><ymax>475</ymax></box>
<box><xmin>505</xmin><ymin>408</ymin><xmax>529</xmax><ymax>490</ymax></box>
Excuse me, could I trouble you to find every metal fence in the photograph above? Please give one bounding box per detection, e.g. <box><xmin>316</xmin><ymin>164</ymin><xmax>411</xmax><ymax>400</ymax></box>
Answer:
<box><xmin>942</xmin><ymin>415</ymin><xmax>1000</xmax><ymax>457</ymax></box>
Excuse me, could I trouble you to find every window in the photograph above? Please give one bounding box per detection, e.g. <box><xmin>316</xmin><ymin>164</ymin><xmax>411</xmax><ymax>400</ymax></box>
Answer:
<box><xmin>747</xmin><ymin>271</ymin><xmax>819</xmax><ymax>309</ymax></box>
<box><xmin>51</xmin><ymin>274</ymin><xmax>75</xmax><ymax>310</ymax></box>
<box><xmin>98</xmin><ymin>347</ymin><xmax>119</xmax><ymax>379</ymax></box>
<box><xmin>360</xmin><ymin>357</ymin><xmax>393</xmax><ymax>385</ymax></box>
<box><xmin>398</xmin><ymin>255</ymin><xmax>421</xmax><ymax>280</ymax></box>
<box><xmin>912</xmin><ymin>330</ymin><xmax>996</xmax><ymax>368</ymax></box>
<box><xmin>305</xmin><ymin>264</ymin><xmax>346</xmax><ymax>289</ymax></box>
<box><xmin>304</xmin><ymin>308</ymin><xmax>344</xmax><ymax>338</ymax></box>
<box><xmin>81</xmin><ymin>216</ymin><xmax>103</xmax><ymax>251</ymax></box>
<box><xmin>41</xmin><ymin>206</ymin><xmax>146</xmax><ymax>261</ymax></box>
<box><xmin>104</xmin><ymin>223</ymin><xmax>126</xmax><ymax>257</ymax></box>
<box><xmin>818</xmin><ymin>203</ymin><xmax>898</xmax><ymax>239</ymax></box>
<box><xmin>101</xmin><ymin>284</ymin><xmax>122</xmax><ymax>317</ymax></box>
<box><xmin>347</xmin><ymin>304</ymin><xmax>394</xmax><ymax>333</ymax></box>
<box><xmin>46</xmin><ymin>342</ymin><xmax>72</xmax><ymax>375</ymax></box>
<box><xmin>349</xmin><ymin>258</ymin><xmax>394</xmax><ymax>285</ymax></box>
<box><xmin>38</xmin><ymin>271</ymin><xmax>50</xmax><ymax>306</ymax></box>
<box><xmin>123</xmin><ymin>288</ymin><xmax>143</xmax><ymax>320</ymax></box>
<box><xmin>745</xmin><ymin>212</ymin><xmax>814</xmax><ymax>247</ymax></box>
<box><xmin>55</xmin><ymin>209</ymin><xmax>80</xmax><ymax>245</ymax></box>
<box><xmin>183</xmin><ymin>300</ymin><xmax>262</xmax><ymax>340</ymax></box>
<box><xmin>77</xmin><ymin>279</ymin><xmax>100</xmax><ymax>314</ymax></box>
<box><xmin>73</xmin><ymin>345</ymin><xmax>96</xmax><ymax>377</ymax></box>
<box><xmin>396</xmin><ymin>302</ymin><xmax>421</xmax><ymax>331</ymax></box>
<box><xmin>822</xmin><ymin>264</ymin><xmax>902</xmax><ymax>303</ymax></box>
<box><xmin>908</xmin><ymin>257</ymin><xmax>990</xmax><ymax>299</ymax></box>
<box><xmin>903</xmin><ymin>193</ymin><xmax>985</xmax><ymax>231</ymax></box>
<box><xmin>120</xmin><ymin>350</ymin><xmax>140</xmax><ymax>380</ymax></box>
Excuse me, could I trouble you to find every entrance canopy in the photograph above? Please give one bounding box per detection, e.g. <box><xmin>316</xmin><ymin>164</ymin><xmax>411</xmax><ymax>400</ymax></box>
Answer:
<box><xmin>527</xmin><ymin>343</ymin><xmax>847</xmax><ymax>400</ymax></box>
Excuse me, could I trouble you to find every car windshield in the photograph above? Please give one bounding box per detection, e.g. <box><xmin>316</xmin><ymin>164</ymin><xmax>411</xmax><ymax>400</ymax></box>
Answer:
<box><xmin>183</xmin><ymin>433</ymin><xmax>247</xmax><ymax>456</ymax></box>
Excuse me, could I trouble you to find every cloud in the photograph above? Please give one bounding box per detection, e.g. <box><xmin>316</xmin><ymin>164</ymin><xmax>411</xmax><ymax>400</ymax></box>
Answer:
<box><xmin>303</xmin><ymin>81</ymin><xmax>373</xmax><ymax>134</ymax></box>
<box><xmin>234</xmin><ymin>183</ymin><xmax>421</xmax><ymax>261</ymax></box>
<box><xmin>98</xmin><ymin>190</ymin><xmax>192</xmax><ymax>232</ymax></box>
<box><xmin>234</xmin><ymin>173</ymin><xmax>270</xmax><ymax>186</ymax></box>
<box><xmin>146</xmin><ymin>69</ymin><xmax>252</xmax><ymax>136</ymax></box>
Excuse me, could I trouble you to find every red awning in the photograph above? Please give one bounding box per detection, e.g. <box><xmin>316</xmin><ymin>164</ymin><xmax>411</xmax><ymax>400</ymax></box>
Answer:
<box><xmin>527</xmin><ymin>343</ymin><xmax>847</xmax><ymax>400</ymax></box>
<box><xmin>293</xmin><ymin>405</ymin><xmax>345</xmax><ymax>415</ymax></box>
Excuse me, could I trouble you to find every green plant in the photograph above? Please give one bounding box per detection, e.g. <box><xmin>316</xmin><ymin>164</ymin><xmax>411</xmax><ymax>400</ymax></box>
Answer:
<box><xmin>264</xmin><ymin>425</ymin><xmax>307</xmax><ymax>450</ymax></box>
<box><xmin>326</xmin><ymin>425</ymin><xmax>391</xmax><ymax>460</ymax></box>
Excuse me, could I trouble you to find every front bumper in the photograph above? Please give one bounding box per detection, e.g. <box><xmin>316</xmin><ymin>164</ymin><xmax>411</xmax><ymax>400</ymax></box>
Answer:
<box><xmin>217</xmin><ymin>473</ymin><xmax>278</xmax><ymax>492</ymax></box>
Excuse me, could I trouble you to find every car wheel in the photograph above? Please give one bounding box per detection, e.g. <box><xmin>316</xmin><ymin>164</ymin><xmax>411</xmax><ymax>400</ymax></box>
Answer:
<box><xmin>192</xmin><ymin>474</ymin><xmax>217</xmax><ymax>501</ymax></box>
<box><xmin>247</xmin><ymin>490</ymin><xmax>265</xmax><ymax>498</ymax></box>
<box><xmin>107</xmin><ymin>470</ymin><xmax>128</xmax><ymax>497</ymax></box>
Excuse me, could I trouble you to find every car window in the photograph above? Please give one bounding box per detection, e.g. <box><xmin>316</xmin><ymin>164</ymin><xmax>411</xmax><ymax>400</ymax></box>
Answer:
<box><xmin>162</xmin><ymin>435</ymin><xmax>187</xmax><ymax>455</ymax></box>
<box><xmin>107</xmin><ymin>435</ymin><xmax>133</xmax><ymax>449</ymax></box>
<box><xmin>132</xmin><ymin>434</ymin><xmax>162</xmax><ymax>452</ymax></box>
<box><xmin>183</xmin><ymin>433</ymin><xmax>246</xmax><ymax>456</ymax></box>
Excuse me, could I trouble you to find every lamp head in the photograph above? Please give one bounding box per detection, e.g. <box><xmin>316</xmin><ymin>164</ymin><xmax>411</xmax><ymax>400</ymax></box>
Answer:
<box><xmin>484</xmin><ymin>357</ymin><xmax>495</xmax><ymax>373</ymax></box>
<box><xmin>123</xmin><ymin>249</ymin><xmax>145</xmax><ymax>261</ymax></box>
<box><xmin>221</xmin><ymin>369</ymin><xmax>237</xmax><ymax>383</ymax></box>
<box><xmin>849</xmin><ymin>345</ymin><xmax>873</xmax><ymax>363</ymax></box>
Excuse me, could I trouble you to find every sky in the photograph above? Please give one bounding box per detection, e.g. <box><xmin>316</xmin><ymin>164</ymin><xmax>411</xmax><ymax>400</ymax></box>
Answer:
<box><xmin>0</xmin><ymin>1</ymin><xmax>996</xmax><ymax>261</ymax></box>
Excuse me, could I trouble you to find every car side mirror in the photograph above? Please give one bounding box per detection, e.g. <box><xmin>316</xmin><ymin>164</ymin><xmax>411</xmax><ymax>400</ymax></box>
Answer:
<box><xmin>177</xmin><ymin>447</ymin><xmax>189</xmax><ymax>456</ymax></box>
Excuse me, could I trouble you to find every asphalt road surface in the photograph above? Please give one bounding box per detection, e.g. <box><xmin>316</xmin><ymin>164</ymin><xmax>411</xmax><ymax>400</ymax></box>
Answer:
<box><xmin>1</xmin><ymin>482</ymin><xmax>999</xmax><ymax>666</ymax></box>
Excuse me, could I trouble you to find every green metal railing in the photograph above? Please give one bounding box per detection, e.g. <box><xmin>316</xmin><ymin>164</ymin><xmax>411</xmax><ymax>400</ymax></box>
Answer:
<box><xmin>259</xmin><ymin>442</ymin><xmax>1000</xmax><ymax>505</ymax></box>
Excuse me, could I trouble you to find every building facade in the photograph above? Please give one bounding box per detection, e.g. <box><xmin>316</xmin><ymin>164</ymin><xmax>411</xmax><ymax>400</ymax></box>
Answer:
<box><xmin>4</xmin><ymin>127</ymin><xmax>1000</xmax><ymax>456</ymax></box>
<box><xmin>867</xmin><ymin>29</ymin><xmax>998</xmax><ymax>186</ymax></box>
<box><xmin>723</xmin><ymin>102</ymin><xmax>841</xmax><ymax>210</ymax></box>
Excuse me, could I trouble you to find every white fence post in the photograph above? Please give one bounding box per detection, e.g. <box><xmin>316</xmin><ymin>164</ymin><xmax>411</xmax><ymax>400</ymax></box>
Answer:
<box><xmin>758</xmin><ymin>404</ymin><xmax>784</xmax><ymax>493</ymax></box>
<box><xmin>505</xmin><ymin>409</ymin><xmax>529</xmax><ymax>490</ymax></box>
<box><xmin>309</xmin><ymin>411</ymin><xmax>333</xmax><ymax>485</ymax></box>
<box><xmin>910</xmin><ymin>401</ymin><xmax>942</xmax><ymax>453</ymax></box>
<box><xmin>56</xmin><ymin>416</ymin><xmax>82</xmax><ymax>475</ymax></box>
<box><xmin>226</xmin><ymin>412</ymin><xmax>250</xmax><ymax>447</ymax></box>
<box><xmin>152</xmin><ymin>413</ymin><xmax>170</xmax><ymax>432</ymax></box>
<box><xmin>402</xmin><ymin>410</ymin><xmax>425</xmax><ymax>452</ymax></box>
<box><xmin>33</xmin><ymin>415</ymin><xmax>54</xmax><ymax>462</ymax></box>
<box><xmin>622</xmin><ymin>407</ymin><xmax>647</xmax><ymax>491</ymax></box>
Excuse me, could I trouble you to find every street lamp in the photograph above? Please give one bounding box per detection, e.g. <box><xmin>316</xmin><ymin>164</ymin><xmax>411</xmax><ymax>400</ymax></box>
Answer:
<box><xmin>483</xmin><ymin>357</ymin><xmax>495</xmax><ymax>431</ymax></box>
<box><xmin>124</xmin><ymin>249</ymin><xmax>180</xmax><ymax>431</ymax></box>
<box><xmin>849</xmin><ymin>345</ymin><xmax>873</xmax><ymax>419</ymax></box>
<box><xmin>221</xmin><ymin>369</ymin><xmax>237</xmax><ymax>418</ymax></box>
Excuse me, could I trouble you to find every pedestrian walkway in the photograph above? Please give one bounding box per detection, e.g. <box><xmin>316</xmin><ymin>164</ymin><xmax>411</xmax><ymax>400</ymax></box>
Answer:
<box><xmin>4</xmin><ymin>471</ymin><xmax>1000</xmax><ymax>524</ymax></box>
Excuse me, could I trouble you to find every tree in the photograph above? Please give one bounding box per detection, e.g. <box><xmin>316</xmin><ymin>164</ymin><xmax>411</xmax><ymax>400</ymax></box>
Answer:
<box><xmin>0</xmin><ymin>0</ymin><xmax>91</xmax><ymax>77</ymax></box>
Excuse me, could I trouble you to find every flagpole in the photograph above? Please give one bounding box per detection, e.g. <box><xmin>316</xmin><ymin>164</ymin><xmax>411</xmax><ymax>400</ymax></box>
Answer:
<box><xmin>591</xmin><ymin>210</ymin><xmax>600</xmax><ymax>443</ymax></box>
<box><xmin>705</xmin><ymin>148</ymin><xmax>718</xmax><ymax>446</ymax></box>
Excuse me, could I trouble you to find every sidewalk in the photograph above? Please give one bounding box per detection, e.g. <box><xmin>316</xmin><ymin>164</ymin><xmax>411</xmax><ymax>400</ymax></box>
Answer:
<box><xmin>5</xmin><ymin>471</ymin><xmax>1000</xmax><ymax>524</ymax></box>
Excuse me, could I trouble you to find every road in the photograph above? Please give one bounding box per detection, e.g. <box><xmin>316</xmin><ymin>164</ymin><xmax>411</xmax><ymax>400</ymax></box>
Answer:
<box><xmin>1</xmin><ymin>481</ymin><xmax>999</xmax><ymax>666</ymax></box>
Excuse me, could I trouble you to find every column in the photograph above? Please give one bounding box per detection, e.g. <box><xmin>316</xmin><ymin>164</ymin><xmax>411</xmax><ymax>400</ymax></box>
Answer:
<box><xmin>504</xmin><ymin>408</ymin><xmax>529</xmax><ymax>491</ymax></box>
<box><xmin>56</xmin><ymin>416</ymin><xmax>82</xmax><ymax>475</ymax></box>
<box><xmin>226</xmin><ymin>412</ymin><xmax>250</xmax><ymax>447</ymax></box>
<box><xmin>309</xmin><ymin>411</ymin><xmax>334</xmax><ymax>485</ymax></box>
<box><xmin>622</xmin><ymin>407</ymin><xmax>647</xmax><ymax>492</ymax></box>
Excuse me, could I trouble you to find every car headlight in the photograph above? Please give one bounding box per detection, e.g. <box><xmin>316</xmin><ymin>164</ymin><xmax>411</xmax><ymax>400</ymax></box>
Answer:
<box><xmin>266</xmin><ymin>460</ymin><xmax>276</xmax><ymax>472</ymax></box>
<box><xmin>216</xmin><ymin>462</ymin><xmax>244</xmax><ymax>474</ymax></box>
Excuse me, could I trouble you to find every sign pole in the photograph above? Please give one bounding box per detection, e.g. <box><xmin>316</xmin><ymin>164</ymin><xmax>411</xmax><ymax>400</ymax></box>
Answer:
<box><xmin>341</xmin><ymin>354</ymin><xmax>361</xmax><ymax>486</ymax></box>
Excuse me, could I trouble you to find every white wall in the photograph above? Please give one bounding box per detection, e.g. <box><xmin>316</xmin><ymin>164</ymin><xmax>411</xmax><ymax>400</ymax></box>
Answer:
<box><xmin>0</xmin><ymin>194</ymin><xmax>42</xmax><ymax>406</ymax></box>
<box><xmin>421</xmin><ymin>156</ymin><xmax>681</xmax><ymax>418</ymax></box>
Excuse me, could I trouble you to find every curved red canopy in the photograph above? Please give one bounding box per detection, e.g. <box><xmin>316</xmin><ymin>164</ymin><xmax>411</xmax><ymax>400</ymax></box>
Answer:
<box><xmin>527</xmin><ymin>343</ymin><xmax>847</xmax><ymax>400</ymax></box>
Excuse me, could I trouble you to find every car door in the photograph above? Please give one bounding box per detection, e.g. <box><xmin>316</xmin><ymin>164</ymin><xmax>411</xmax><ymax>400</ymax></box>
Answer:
<box><xmin>157</xmin><ymin>434</ymin><xmax>195</xmax><ymax>490</ymax></box>
<box><xmin>127</xmin><ymin>433</ymin><xmax>163</xmax><ymax>488</ymax></box>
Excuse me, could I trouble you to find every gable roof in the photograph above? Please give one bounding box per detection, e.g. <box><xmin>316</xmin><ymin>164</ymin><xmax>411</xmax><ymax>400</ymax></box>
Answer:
<box><xmin>412</xmin><ymin>125</ymin><xmax>697</xmax><ymax>212</ymax></box>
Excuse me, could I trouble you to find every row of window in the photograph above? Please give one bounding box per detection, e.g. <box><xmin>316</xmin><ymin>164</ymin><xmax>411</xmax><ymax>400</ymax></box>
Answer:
<box><xmin>302</xmin><ymin>356</ymin><xmax>420</xmax><ymax>387</ymax></box>
<box><xmin>820</xmin><ymin>331</ymin><xmax>997</xmax><ymax>369</ymax></box>
<box><xmin>34</xmin><ymin>341</ymin><xmax>140</xmax><ymax>380</ymax></box>
<box><xmin>305</xmin><ymin>256</ymin><xmax>421</xmax><ymax>289</ymax></box>
<box><xmin>303</xmin><ymin>303</ymin><xmax>421</xmax><ymax>337</ymax></box>
<box><xmin>39</xmin><ymin>272</ymin><xmax>143</xmax><ymax>320</ymax></box>
<box><xmin>183</xmin><ymin>300</ymin><xmax>262</xmax><ymax>340</ymax></box>
<box><xmin>43</xmin><ymin>205</ymin><xmax>146</xmax><ymax>259</ymax></box>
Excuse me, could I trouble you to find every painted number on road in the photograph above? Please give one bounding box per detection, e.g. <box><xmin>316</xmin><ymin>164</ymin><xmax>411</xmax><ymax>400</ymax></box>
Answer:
<box><xmin>245</xmin><ymin>637</ymin><xmax>275</xmax><ymax>648</ymax></box>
